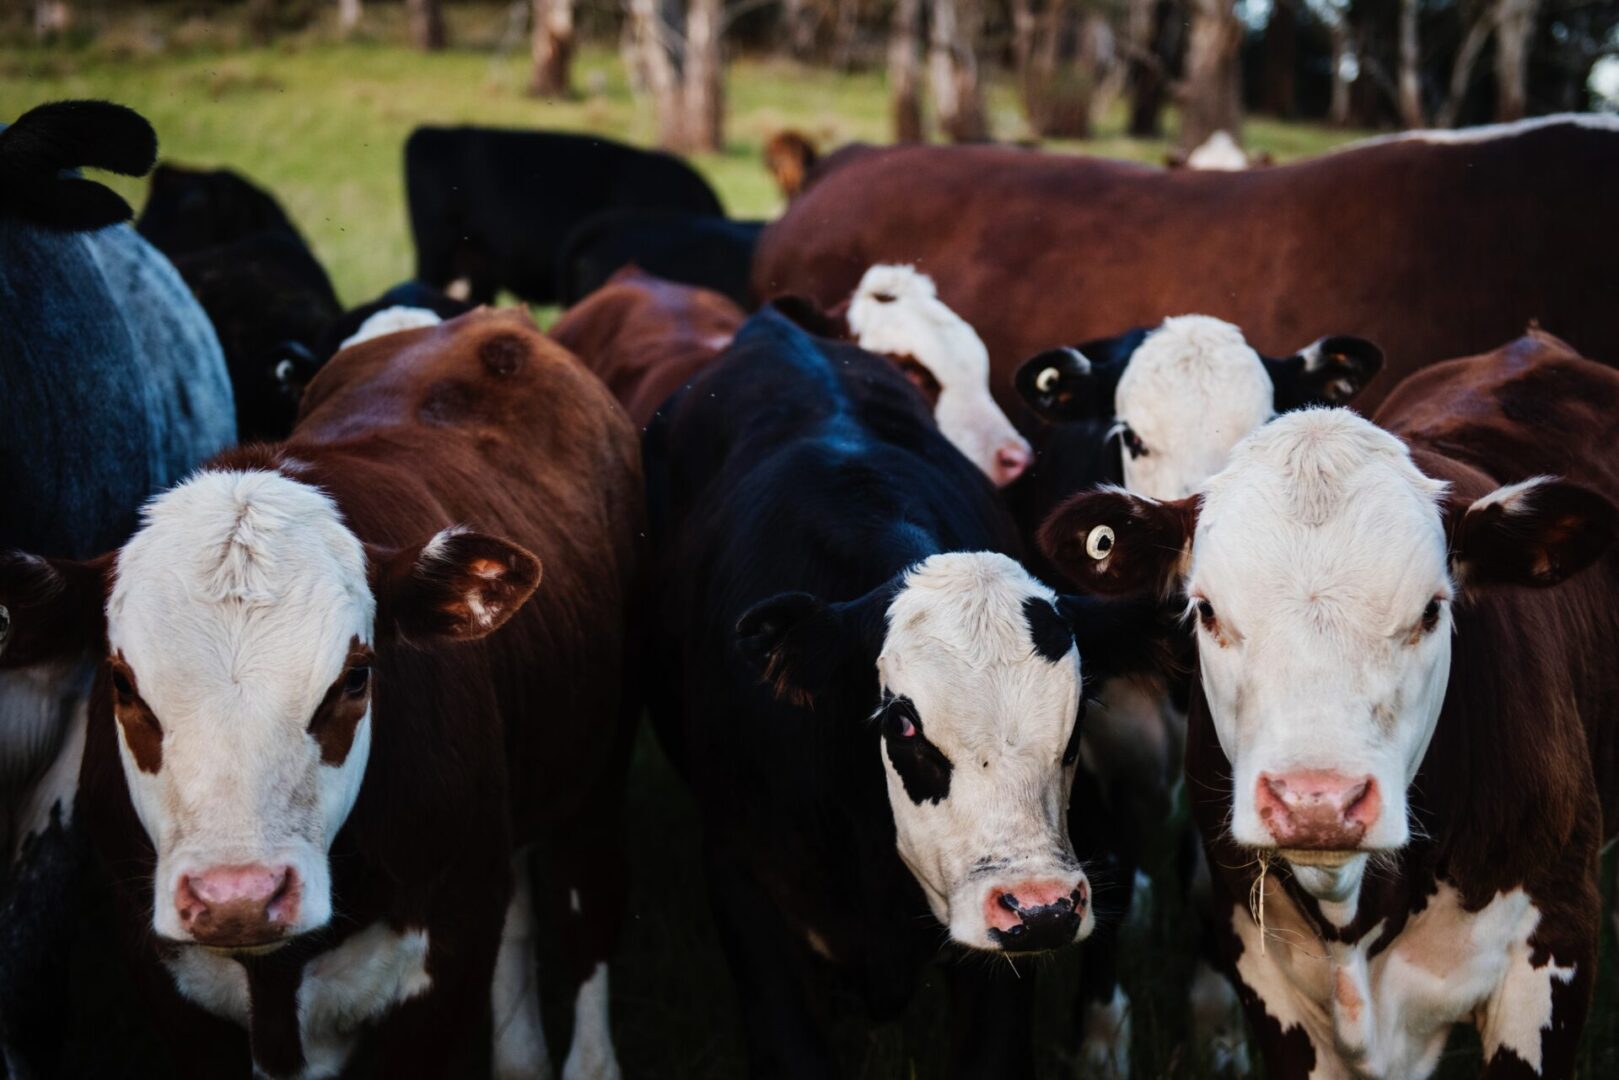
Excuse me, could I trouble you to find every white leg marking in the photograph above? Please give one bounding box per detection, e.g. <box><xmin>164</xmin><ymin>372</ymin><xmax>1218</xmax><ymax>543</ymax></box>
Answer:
<box><xmin>561</xmin><ymin>962</ymin><xmax>620</xmax><ymax>1080</ymax></box>
<box><xmin>492</xmin><ymin>856</ymin><xmax>552</xmax><ymax>1080</ymax></box>
<box><xmin>1079</xmin><ymin>984</ymin><xmax>1132</xmax><ymax>1079</ymax></box>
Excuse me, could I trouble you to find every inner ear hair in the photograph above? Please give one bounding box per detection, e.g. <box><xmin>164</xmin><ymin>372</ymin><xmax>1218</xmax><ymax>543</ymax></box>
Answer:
<box><xmin>1449</xmin><ymin>477</ymin><xmax>1617</xmax><ymax>589</ymax></box>
<box><xmin>373</xmin><ymin>528</ymin><xmax>542</xmax><ymax>641</ymax></box>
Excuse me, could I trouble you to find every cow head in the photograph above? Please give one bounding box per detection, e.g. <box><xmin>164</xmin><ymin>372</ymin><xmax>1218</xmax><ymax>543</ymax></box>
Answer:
<box><xmin>847</xmin><ymin>265</ymin><xmax>1032</xmax><ymax>486</ymax></box>
<box><xmin>0</xmin><ymin>469</ymin><xmax>540</xmax><ymax>951</ymax></box>
<box><xmin>1016</xmin><ymin>316</ymin><xmax>1383</xmax><ymax>499</ymax></box>
<box><xmin>1040</xmin><ymin>411</ymin><xmax>1614</xmax><ymax>900</ymax></box>
<box><xmin>736</xmin><ymin>551</ymin><xmax>1169</xmax><ymax>951</ymax></box>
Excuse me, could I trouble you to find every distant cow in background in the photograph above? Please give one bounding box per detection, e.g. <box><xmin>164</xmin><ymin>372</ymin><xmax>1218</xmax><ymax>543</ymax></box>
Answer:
<box><xmin>405</xmin><ymin>127</ymin><xmax>724</xmax><ymax>306</ymax></box>
<box><xmin>0</xmin><ymin>100</ymin><xmax>236</xmax><ymax>1079</ymax></box>
<box><xmin>762</xmin><ymin>129</ymin><xmax>819</xmax><ymax>200</ymax></box>
<box><xmin>137</xmin><ymin>163</ymin><xmax>342</xmax><ymax>441</ymax></box>
<box><xmin>555</xmin><ymin>209</ymin><xmax>762</xmax><ymax>309</ymax></box>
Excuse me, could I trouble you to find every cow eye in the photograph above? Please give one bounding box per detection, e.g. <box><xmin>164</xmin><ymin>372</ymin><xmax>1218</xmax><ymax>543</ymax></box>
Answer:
<box><xmin>1195</xmin><ymin>598</ymin><xmax>1216</xmax><ymax>628</ymax></box>
<box><xmin>884</xmin><ymin>699</ymin><xmax>918</xmax><ymax>739</ymax></box>
<box><xmin>343</xmin><ymin>665</ymin><xmax>371</xmax><ymax>697</ymax></box>
<box><xmin>110</xmin><ymin>667</ymin><xmax>135</xmax><ymax>699</ymax></box>
<box><xmin>1122</xmin><ymin>426</ymin><xmax>1149</xmax><ymax>459</ymax></box>
<box><xmin>1420</xmin><ymin>599</ymin><xmax>1442</xmax><ymax>634</ymax></box>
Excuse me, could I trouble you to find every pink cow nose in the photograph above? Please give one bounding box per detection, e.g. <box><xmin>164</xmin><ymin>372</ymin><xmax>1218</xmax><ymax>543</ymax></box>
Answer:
<box><xmin>1255</xmin><ymin>771</ymin><xmax>1381</xmax><ymax>849</ymax></box>
<box><xmin>993</xmin><ymin>441</ymin><xmax>1031</xmax><ymax>485</ymax></box>
<box><xmin>984</xmin><ymin>878</ymin><xmax>1088</xmax><ymax>951</ymax></box>
<box><xmin>176</xmin><ymin>864</ymin><xmax>300</xmax><ymax>947</ymax></box>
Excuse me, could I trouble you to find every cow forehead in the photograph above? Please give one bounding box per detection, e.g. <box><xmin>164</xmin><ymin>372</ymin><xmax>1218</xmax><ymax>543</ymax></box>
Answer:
<box><xmin>848</xmin><ymin>265</ymin><xmax>990</xmax><ymax>383</ymax></box>
<box><xmin>1115</xmin><ymin>316</ymin><xmax>1273</xmax><ymax>434</ymax></box>
<box><xmin>108</xmin><ymin>470</ymin><xmax>373</xmax><ymax>710</ymax></box>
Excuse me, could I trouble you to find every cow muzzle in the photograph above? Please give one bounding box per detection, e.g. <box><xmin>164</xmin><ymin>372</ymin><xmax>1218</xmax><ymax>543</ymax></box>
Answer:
<box><xmin>1254</xmin><ymin>770</ymin><xmax>1381</xmax><ymax>854</ymax></box>
<box><xmin>174</xmin><ymin>863</ymin><xmax>301</xmax><ymax>950</ymax></box>
<box><xmin>980</xmin><ymin>874</ymin><xmax>1091</xmax><ymax>952</ymax></box>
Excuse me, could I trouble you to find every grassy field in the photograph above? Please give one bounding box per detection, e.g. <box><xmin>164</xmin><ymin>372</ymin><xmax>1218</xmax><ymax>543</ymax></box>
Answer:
<box><xmin>5</xmin><ymin>9</ymin><xmax>1617</xmax><ymax>1079</ymax></box>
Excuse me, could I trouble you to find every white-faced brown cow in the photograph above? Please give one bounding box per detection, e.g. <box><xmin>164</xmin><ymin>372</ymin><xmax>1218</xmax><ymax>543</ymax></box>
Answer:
<box><xmin>0</xmin><ymin>308</ymin><xmax>642</xmax><ymax>1079</ymax></box>
<box><xmin>1041</xmin><ymin>330</ymin><xmax>1619</xmax><ymax>1079</ymax></box>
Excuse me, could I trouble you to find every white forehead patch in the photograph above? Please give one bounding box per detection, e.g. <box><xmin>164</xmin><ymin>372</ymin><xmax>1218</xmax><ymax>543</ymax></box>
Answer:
<box><xmin>340</xmin><ymin>306</ymin><xmax>443</xmax><ymax>351</ymax></box>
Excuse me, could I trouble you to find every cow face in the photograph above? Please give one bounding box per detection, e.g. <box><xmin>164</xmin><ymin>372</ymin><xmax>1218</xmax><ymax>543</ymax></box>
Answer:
<box><xmin>847</xmin><ymin>265</ymin><xmax>1032</xmax><ymax>486</ymax></box>
<box><xmin>1016</xmin><ymin>318</ymin><xmax>1383</xmax><ymax>500</ymax></box>
<box><xmin>737</xmin><ymin>552</ymin><xmax>1171</xmax><ymax>951</ymax></box>
<box><xmin>1041</xmin><ymin>411</ymin><xmax>1614</xmax><ymax>894</ymax></box>
<box><xmin>0</xmin><ymin>469</ymin><xmax>539</xmax><ymax>950</ymax></box>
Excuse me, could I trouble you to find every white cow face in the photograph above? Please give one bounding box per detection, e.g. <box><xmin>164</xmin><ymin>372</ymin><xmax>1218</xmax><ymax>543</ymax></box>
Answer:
<box><xmin>847</xmin><ymin>265</ymin><xmax>1032</xmax><ymax>486</ymax></box>
<box><xmin>0</xmin><ymin>468</ymin><xmax>540</xmax><ymax>951</ymax></box>
<box><xmin>1039</xmin><ymin>410</ymin><xmax>1615</xmax><ymax>897</ymax></box>
<box><xmin>738</xmin><ymin>552</ymin><xmax>1170</xmax><ymax>951</ymax></box>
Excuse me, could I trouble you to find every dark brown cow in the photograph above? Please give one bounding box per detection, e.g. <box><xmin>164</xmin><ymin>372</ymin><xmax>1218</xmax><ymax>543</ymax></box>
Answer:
<box><xmin>762</xmin><ymin>129</ymin><xmax>819</xmax><ymax>201</ymax></box>
<box><xmin>1040</xmin><ymin>330</ymin><xmax>1619</xmax><ymax>1078</ymax></box>
<box><xmin>0</xmin><ymin>308</ymin><xmax>642</xmax><ymax>1079</ymax></box>
<box><xmin>548</xmin><ymin>264</ymin><xmax>745</xmax><ymax>428</ymax></box>
<box><xmin>754</xmin><ymin>116</ymin><xmax>1619</xmax><ymax>415</ymax></box>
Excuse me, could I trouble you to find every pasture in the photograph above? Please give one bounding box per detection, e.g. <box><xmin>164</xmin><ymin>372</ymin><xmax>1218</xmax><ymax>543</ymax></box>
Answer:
<box><xmin>2</xmin><ymin>9</ymin><xmax>1617</xmax><ymax>1080</ymax></box>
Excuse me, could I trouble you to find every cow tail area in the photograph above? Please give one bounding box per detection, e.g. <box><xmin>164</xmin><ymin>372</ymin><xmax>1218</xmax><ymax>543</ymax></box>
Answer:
<box><xmin>0</xmin><ymin>100</ymin><xmax>157</xmax><ymax>232</ymax></box>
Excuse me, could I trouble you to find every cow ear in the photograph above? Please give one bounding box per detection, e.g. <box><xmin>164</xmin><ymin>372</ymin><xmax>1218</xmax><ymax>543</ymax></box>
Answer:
<box><xmin>736</xmin><ymin>586</ymin><xmax>889</xmax><ymax>710</ymax></box>
<box><xmin>372</xmin><ymin>528</ymin><xmax>541</xmax><ymax>641</ymax></box>
<box><xmin>0</xmin><ymin>551</ymin><xmax>113</xmax><ymax>668</ymax></box>
<box><xmin>1055</xmin><ymin>593</ymin><xmax>1185</xmax><ymax>688</ymax></box>
<box><xmin>1039</xmin><ymin>489</ymin><xmax>1198</xmax><ymax>597</ymax></box>
<box><xmin>1446</xmin><ymin>477</ymin><xmax>1616</xmax><ymax>590</ymax></box>
<box><xmin>1015</xmin><ymin>347</ymin><xmax>1112</xmax><ymax>422</ymax></box>
<box><xmin>1263</xmin><ymin>336</ymin><xmax>1384</xmax><ymax>409</ymax></box>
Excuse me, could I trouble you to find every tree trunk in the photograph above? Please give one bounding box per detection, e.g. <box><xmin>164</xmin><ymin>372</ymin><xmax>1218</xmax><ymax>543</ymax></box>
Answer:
<box><xmin>782</xmin><ymin>0</ymin><xmax>816</xmax><ymax>58</ymax></box>
<box><xmin>628</xmin><ymin>0</ymin><xmax>684</xmax><ymax>147</ymax></box>
<box><xmin>530</xmin><ymin>0</ymin><xmax>575</xmax><ymax>97</ymax></box>
<box><xmin>1260</xmin><ymin>0</ymin><xmax>1298</xmax><ymax>117</ymax></box>
<box><xmin>247</xmin><ymin>0</ymin><xmax>275</xmax><ymax>45</ymax></box>
<box><xmin>407</xmin><ymin>0</ymin><xmax>446</xmax><ymax>51</ymax></box>
<box><xmin>1493</xmin><ymin>0</ymin><xmax>1539</xmax><ymax>120</ymax></box>
<box><xmin>929</xmin><ymin>0</ymin><xmax>989</xmax><ymax>142</ymax></box>
<box><xmin>1126</xmin><ymin>0</ymin><xmax>1168</xmax><ymax>136</ymax></box>
<box><xmin>889</xmin><ymin>0</ymin><xmax>925</xmax><ymax>142</ymax></box>
<box><xmin>1327</xmin><ymin>13</ymin><xmax>1352</xmax><ymax>126</ymax></box>
<box><xmin>1436</xmin><ymin>1</ymin><xmax>1494</xmax><ymax>127</ymax></box>
<box><xmin>1396</xmin><ymin>0</ymin><xmax>1424</xmax><ymax>127</ymax></box>
<box><xmin>831</xmin><ymin>0</ymin><xmax>861</xmax><ymax>69</ymax></box>
<box><xmin>33</xmin><ymin>0</ymin><xmax>72</xmax><ymax>38</ymax></box>
<box><xmin>338</xmin><ymin>0</ymin><xmax>362</xmax><ymax>33</ymax></box>
<box><xmin>1179</xmin><ymin>0</ymin><xmax>1243</xmax><ymax>151</ymax></box>
<box><xmin>683</xmin><ymin>0</ymin><xmax>725</xmax><ymax>152</ymax></box>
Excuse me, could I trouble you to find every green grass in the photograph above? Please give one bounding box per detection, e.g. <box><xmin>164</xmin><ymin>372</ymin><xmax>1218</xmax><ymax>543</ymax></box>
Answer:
<box><xmin>5</xmin><ymin>10</ymin><xmax>1614</xmax><ymax>1078</ymax></box>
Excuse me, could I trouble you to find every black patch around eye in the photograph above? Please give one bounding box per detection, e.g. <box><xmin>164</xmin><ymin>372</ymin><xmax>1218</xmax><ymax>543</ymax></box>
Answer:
<box><xmin>879</xmin><ymin>694</ymin><xmax>953</xmax><ymax>805</ymax></box>
<box><xmin>1023</xmin><ymin>597</ymin><xmax>1074</xmax><ymax>663</ymax></box>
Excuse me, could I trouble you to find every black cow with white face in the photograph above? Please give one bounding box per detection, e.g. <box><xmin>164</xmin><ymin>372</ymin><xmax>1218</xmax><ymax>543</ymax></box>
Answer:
<box><xmin>644</xmin><ymin>306</ymin><xmax>1167</xmax><ymax>1076</ymax></box>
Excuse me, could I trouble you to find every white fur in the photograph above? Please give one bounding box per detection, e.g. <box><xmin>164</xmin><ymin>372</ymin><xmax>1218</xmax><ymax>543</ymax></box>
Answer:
<box><xmin>1340</xmin><ymin>112</ymin><xmax>1619</xmax><ymax>152</ymax></box>
<box><xmin>875</xmin><ymin>552</ymin><xmax>1092</xmax><ymax>949</ymax></box>
<box><xmin>846</xmin><ymin>264</ymin><xmax>1031</xmax><ymax>484</ymax></box>
<box><xmin>166</xmin><ymin>922</ymin><xmax>432</xmax><ymax>1080</ymax></box>
<box><xmin>339</xmin><ymin>306</ymin><xmax>443</xmax><ymax>351</ymax></box>
<box><xmin>1234</xmin><ymin>879</ymin><xmax>1575</xmax><ymax>1078</ymax></box>
<box><xmin>492</xmin><ymin>854</ymin><xmax>552</xmax><ymax>1080</ymax></box>
<box><xmin>1186</xmin><ymin>130</ymin><xmax>1251</xmax><ymax>170</ymax></box>
<box><xmin>107</xmin><ymin>469</ymin><xmax>376</xmax><ymax>943</ymax></box>
<box><xmin>1189</xmin><ymin>411</ymin><xmax>1453</xmax><ymax>876</ymax></box>
<box><xmin>561</xmin><ymin>962</ymin><xmax>620</xmax><ymax>1080</ymax></box>
<box><xmin>1</xmin><ymin>658</ymin><xmax>89</xmax><ymax>860</ymax></box>
<box><xmin>1113</xmin><ymin>316</ymin><xmax>1279</xmax><ymax>500</ymax></box>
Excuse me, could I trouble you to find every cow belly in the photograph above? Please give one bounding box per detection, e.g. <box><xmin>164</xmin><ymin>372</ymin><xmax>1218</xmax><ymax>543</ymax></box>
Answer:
<box><xmin>1233</xmin><ymin>880</ymin><xmax>1573</xmax><ymax>1079</ymax></box>
<box><xmin>166</xmin><ymin>922</ymin><xmax>433</xmax><ymax>1079</ymax></box>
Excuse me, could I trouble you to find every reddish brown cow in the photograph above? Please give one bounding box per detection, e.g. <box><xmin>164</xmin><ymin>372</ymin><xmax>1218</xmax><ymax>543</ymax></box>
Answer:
<box><xmin>1040</xmin><ymin>330</ymin><xmax>1618</xmax><ymax>1078</ymax></box>
<box><xmin>549</xmin><ymin>265</ymin><xmax>745</xmax><ymax>428</ymax></box>
<box><xmin>754</xmin><ymin>116</ymin><xmax>1619</xmax><ymax>415</ymax></box>
<box><xmin>0</xmin><ymin>308</ymin><xmax>642</xmax><ymax>1079</ymax></box>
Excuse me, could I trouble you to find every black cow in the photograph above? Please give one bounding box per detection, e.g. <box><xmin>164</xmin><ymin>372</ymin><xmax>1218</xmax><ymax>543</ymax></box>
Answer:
<box><xmin>556</xmin><ymin>208</ymin><xmax>762</xmax><ymax>308</ymax></box>
<box><xmin>644</xmin><ymin>305</ymin><xmax>1165</xmax><ymax>1076</ymax></box>
<box><xmin>137</xmin><ymin>163</ymin><xmax>342</xmax><ymax>441</ymax></box>
<box><xmin>405</xmin><ymin>126</ymin><xmax>724</xmax><ymax>305</ymax></box>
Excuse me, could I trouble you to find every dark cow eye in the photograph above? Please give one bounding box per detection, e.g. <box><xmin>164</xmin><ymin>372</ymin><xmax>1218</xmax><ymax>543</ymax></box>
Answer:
<box><xmin>343</xmin><ymin>665</ymin><xmax>371</xmax><ymax>697</ymax></box>
<box><xmin>1195</xmin><ymin>598</ymin><xmax>1216</xmax><ymax>628</ymax></box>
<box><xmin>1122</xmin><ymin>426</ymin><xmax>1149</xmax><ymax>460</ymax></box>
<box><xmin>110</xmin><ymin>667</ymin><xmax>135</xmax><ymax>699</ymax></box>
<box><xmin>887</xmin><ymin>704</ymin><xmax>918</xmax><ymax>739</ymax></box>
<box><xmin>1420</xmin><ymin>599</ymin><xmax>1442</xmax><ymax>634</ymax></box>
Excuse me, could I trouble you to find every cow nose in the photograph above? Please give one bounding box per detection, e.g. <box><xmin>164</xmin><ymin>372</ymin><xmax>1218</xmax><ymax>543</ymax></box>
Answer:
<box><xmin>985</xmin><ymin>878</ymin><xmax>1087</xmax><ymax>951</ymax></box>
<box><xmin>176</xmin><ymin>864</ymin><xmax>300</xmax><ymax>946</ymax></box>
<box><xmin>1255</xmin><ymin>771</ymin><xmax>1381</xmax><ymax>849</ymax></box>
<box><xmin>992</xmin><ymin>440</ymin><xmax>1032</xmax><ymax>485</ymax></box>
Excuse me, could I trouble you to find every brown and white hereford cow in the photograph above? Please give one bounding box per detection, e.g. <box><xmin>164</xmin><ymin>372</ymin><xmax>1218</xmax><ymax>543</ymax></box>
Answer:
<box><xmin>1041</xmin><ymin>330</ymin><xmax>1619</xmax><ymax>1078</ymax></box>
<box><xmin>0</xmin><ymin>308</ymin><xmax>642</xmax><ymax>1079</ymax></box>
<box><xmin>755</xmin><ymin>115</ymin><xmax>1619</xmax><ymax>418</ymax></box>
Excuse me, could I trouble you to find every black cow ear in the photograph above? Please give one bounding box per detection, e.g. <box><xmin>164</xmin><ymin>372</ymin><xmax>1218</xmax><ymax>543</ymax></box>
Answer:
<box><xmin>737</xmin><ymin>584</ymin><xmax>890</xmax><ymax>710</ymax></box>
<box><xmin>1014</xmin><ymin>328</ymin><xmax>1149</xmax><ymax>423</ymax></box>
<box><xmin>1447</xmin><ymin>478</ymin><xmax>1616</xmax><ymax>590</ymax></box>
<box><xmin>371</xmin><ymin>528</ymin><xmax>541</xmax><ymax>642</ymax></box>
<box><xmin>1056</xmin><ymin>593</ymin><xmax>1184</xmax><ymax>688</ymax></box>
<box><xmin>1039</xmin><ymin>489</ymin><xmax>1198</xmax><ymax>598</ymax></box>
<box><xmin>1263</xmin><ymin>336</ymin><xmax>1384</xmax><ymax>409</ymax></box>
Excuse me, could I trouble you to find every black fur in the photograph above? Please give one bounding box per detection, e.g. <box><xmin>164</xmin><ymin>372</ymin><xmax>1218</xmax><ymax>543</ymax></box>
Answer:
<box><xmin>556</xmin><ymin>208</ymin><xmax>762</xmax><ymax>308</ymax></box>
<box><xmin>1022</xmin><ymin>596</ymin><xmax>1074</xmax><ymax>663</ymax></box>
<box><xmin>879</xmin><ymin>695</ymin><xmax>953</xmax><ymax>805</ymax></box>
<box><xmin>0</xmin><ymin>100</ymin><xmax>157</xmax><ymax>231</ymax></box>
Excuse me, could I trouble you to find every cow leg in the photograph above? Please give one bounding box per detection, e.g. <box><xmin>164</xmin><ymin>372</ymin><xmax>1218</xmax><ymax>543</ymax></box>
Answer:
<box><xmin>945</xmin><ymin>956</ymin><xmax>1037</xmax><ymax>1080</ymax></box>
<box><xmin>1477</xmin><ymin>933</ymin><xmax>1594</xmax><ymax>1080</ymax></box>
<box><xmin>704</xmin><ymin>846</ymin><xmax>837</xmax><ymax>1079</ymax></box>
<box><xmin>492</xmin><ymin>850</ymin><xmax>553</xmax><ymax>1080</ymax></box>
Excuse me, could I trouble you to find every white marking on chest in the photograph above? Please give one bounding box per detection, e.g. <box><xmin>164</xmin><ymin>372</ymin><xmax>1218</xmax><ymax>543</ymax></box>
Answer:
<box><xmin>165</xmin><ymin>923</ymin><xmax>432</xmax><ymax>1080</ymax></box>
<box><xmin>1234</xmin><ymin>880</ymin><xmax>1574</xmax><ymax>1078</ymax></box>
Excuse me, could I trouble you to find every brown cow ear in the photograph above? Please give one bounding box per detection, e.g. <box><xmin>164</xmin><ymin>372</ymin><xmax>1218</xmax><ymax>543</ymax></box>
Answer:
<box><xmin>372</xmin><ymin>529</ymin><xmax>541</xmax><ymax>642</ymax></box>
<box><xmin>0</xmin><ymin>550</ymin><xmax>113</xmax><ymax>668</ymax></box>
<box><xmin>1039</xmin><ymin>489</ymin><xmax>1198</xmax><ymax>597</ymax></box>
<box><xmin>1447</xmin><ymin>478</ymin><xmax>1616</xmax><ymax>590</ymax></box>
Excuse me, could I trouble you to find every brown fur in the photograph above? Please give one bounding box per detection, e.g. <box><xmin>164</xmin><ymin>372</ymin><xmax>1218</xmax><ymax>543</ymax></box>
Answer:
<box><xmin>762</xmin><ymin>130</ymin><xmax>820</xmax><ymax>201</ymax></box>
<box><xmin>548</xmin><ymin>265</ymin><xmax>745</xmax><ymax>428</ymax></box>
<box><xmin>754</xmin><ymin>132</ymin><xmax>1619</xmax><ymax>418</ymax></box>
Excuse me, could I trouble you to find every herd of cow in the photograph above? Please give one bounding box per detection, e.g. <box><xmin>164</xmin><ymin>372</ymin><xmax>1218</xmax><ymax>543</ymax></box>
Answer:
<box><xmin>0</xmin><ymin>97</ymin><xmax>1616</xmax><ymax>1080</ymax></box>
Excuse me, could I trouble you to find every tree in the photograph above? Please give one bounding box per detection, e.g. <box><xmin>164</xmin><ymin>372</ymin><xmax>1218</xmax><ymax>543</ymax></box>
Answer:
<box><xmin>407</xmin><ymin>0</ymin><xmax>446</xmax><ymax>51</ymax></box>
<box><xmin>33</xmin><ymin>0</ymin><xmax>71</xmax><ymax>39</ymax></box>
<box><xmin>1494</xmin><ymin>0</ymin><xmax>1540</xmax><ymax>119</ymax></box>
<box><xmin>684</xmin><ymin>0</ymin><xmax>725</xmax><ymax>151</ymax></box>
<box><xmin>1178</xmin><ymin>0</ymin><xmax>1243</xmax><ymax>150</ymax></box>
<box><xmin>531</xmin><ymin>0</ymin><xmax>576</xmax><ymax>97</ymax></box>
<box><xmin>338</xmin><ymin>0</ymin><xmax>362</xmax><ymax>34</ymax></box>
<box><xmin>1260</xmin><ymin>0</ymin><xmax>1299</xmax><ymax>117</ymax></box>
<box><xmin>1125</xmin><ymin>0</ymin><xmax>1171</xmax><ymax>136</ymax></box>
<box><xmin>623</xmin><ymin>0</ymin><xmax>725</xmax><ymax>152</ymax></box>
<box><xmin>889</xmin><ymin>0</ymin><xmax>925</xmax><ymax>141</ymax></box>
<box><xmin>626</xmin><ymin>0</ymin><xmax>684</xmax><ymax>146</ymax></box>
<box><xmin>1396</xmin><ymin>0</ymin><xmax>1424</xmax><ymax>127</ymax></box>
<box><xmin>928</xmin><ymin>0</ymin><xmax>989</xmax><ymax>141</ymax></box>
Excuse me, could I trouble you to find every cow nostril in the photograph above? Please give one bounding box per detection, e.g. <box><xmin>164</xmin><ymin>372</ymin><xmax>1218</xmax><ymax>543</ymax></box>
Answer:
<box><xmin>998</xmin><ymin>892</ymin><xmax>1023</xmax><ymax>913</ymax></box>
